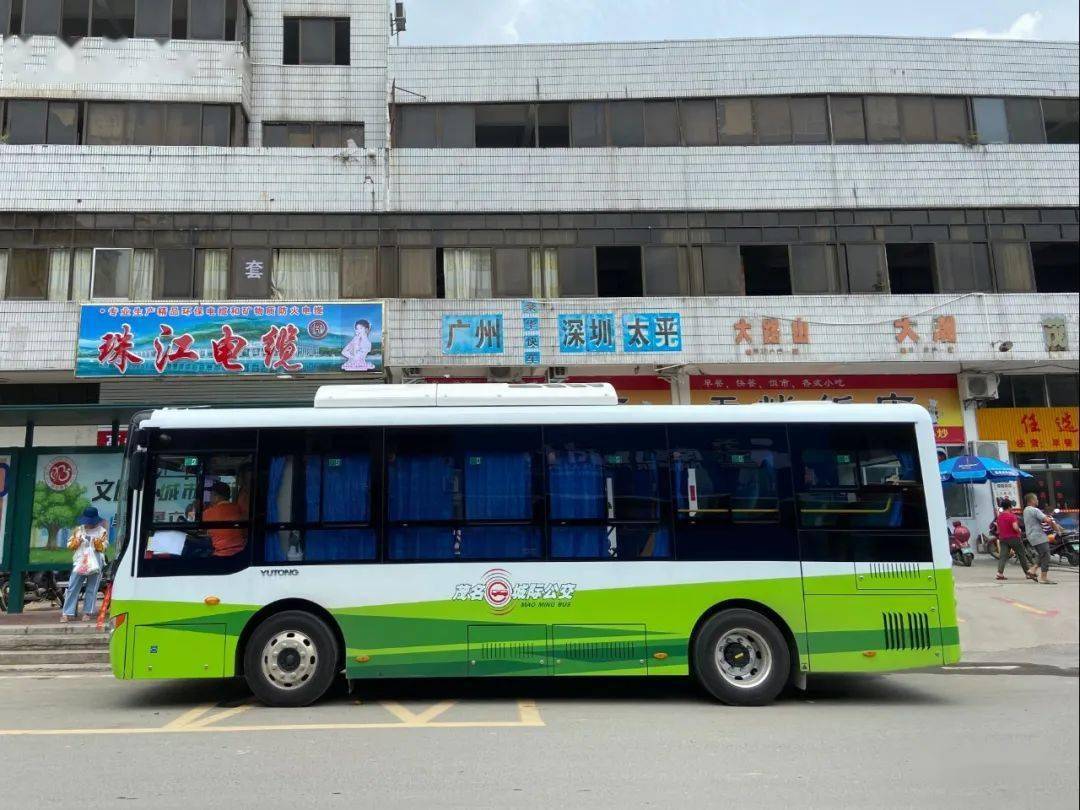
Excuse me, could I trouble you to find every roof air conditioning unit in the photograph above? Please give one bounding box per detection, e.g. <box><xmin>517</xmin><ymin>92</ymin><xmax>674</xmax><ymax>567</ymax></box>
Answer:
<box><xmin>959</xmin><ymin>373</ymin><xmax>999</xmax><ymax>402</ymax></box>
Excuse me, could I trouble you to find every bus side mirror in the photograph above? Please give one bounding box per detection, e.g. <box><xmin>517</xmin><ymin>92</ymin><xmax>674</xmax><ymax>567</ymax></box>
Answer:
<box><xmin>130</xmin><ymin>449</ymin><xmax>148</xmax><ymax>490</ymax></box>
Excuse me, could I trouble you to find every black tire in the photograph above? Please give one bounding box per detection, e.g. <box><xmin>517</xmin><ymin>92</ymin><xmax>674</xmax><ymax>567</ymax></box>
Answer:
<box><xmin>963</xmin><ymin>555</ymin><xmax>974</xmax><ymax>567</ymax></box>
<box><xmin>693</xmin><ymin>609</ymin><xmax>791</xmax><ymax>706</ymax></box>
<box><xmin>243</xmin><ymin>611</ymin><xmax>339</xmax><ymax>707</ymax></box>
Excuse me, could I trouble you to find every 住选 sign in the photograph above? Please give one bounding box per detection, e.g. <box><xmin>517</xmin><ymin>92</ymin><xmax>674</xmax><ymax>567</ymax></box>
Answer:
<box><xmin>976</xmin><ymin>407</ymin><xmax>1080</xmax><ymax>452</ymax></box>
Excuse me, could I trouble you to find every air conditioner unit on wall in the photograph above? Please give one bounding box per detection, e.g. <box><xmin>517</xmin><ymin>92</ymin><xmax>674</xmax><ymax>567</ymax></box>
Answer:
<box><xmin>959</xmin><ymin>373</ymin><xmax>1000</xmax><ymax>401</ymax></box>
<box><xmin>971</xmin><ymin>440</ymin><xmax>1010</xmax><ymax>461</ymax></box>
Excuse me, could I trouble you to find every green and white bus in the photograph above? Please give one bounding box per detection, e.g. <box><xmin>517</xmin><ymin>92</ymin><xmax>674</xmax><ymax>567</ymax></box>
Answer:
<box><xmin>107</xmin><ymin>383</ymin><xmax>960</xmax><ymax>707</ymax></box>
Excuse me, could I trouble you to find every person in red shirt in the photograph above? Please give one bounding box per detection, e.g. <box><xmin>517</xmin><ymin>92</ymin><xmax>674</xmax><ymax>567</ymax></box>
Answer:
<box><xmin>993</xmin><ymin>500</ymin><xmax>1037</xmax><ymax>581</ymax></box>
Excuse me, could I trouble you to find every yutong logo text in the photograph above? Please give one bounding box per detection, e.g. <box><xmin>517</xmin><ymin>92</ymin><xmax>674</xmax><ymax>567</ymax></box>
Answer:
<box><xmin>452</xmin><ymin>569</ymin><xmax>577</xmax><ymax>613</ymax></box>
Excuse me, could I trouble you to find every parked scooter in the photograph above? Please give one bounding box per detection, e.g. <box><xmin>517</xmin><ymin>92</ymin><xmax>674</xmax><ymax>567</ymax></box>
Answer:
<box><xmin>949</xmin><ymin>521</ymin><xmax>975</xmax><ymax>567</ymax></box>
<box><xmin>0</xmin><ymin>570</ymin><xmax>65</xmax><ymax>613</ymax></box>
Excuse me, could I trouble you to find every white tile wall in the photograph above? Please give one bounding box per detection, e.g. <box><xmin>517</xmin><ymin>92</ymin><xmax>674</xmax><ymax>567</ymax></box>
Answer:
<box><xmin>0</xmin><ymin>145</ymin><xmax>385</xmax><ymax>212</ymax></box>
<box><xmin>390</xmin><ymin>145</ymin><xmax>1079</xmax><ymax>213</ymax></box>
<box><xmin>390</xmin><ymin>36</ymin><xmax>1080</xmax><ymax>103</ymax></box>
<box><xmin>0</xmin><ymin>36</ymin><xmax>246</xmax><ymax>104</ymax></box>
<box><xmin>3</xmin><ymin>294</ymin><xmax>1076</xmax><ymax>373</ymax></box>
<box><xmin>1</xmin><ymin>143</ymin><xmax>1073</xmax><ymax>213</ymax></box>
<box><xmin>248</xmin><ymin>1</ymin><xmax>389</xmax><ymax>148</ymax></box>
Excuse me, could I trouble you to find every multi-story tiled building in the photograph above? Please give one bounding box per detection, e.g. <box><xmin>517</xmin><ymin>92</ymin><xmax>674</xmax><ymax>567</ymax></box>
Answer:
<box><xmin>1</xmin><ymin>1</ymin><xmax>1078</xmax><ymax>597</ymax></box>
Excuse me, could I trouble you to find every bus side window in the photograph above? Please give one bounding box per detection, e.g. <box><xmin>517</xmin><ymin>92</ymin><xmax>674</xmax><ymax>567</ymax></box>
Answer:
<box><xmin>669</xmin><ymin>425</ymin><xmax>795</xmax><ymax>562</ymax></box>
<box><xmin>140</xmin><ymin>453</ymin><xmax>253</xmax><ymax>577</ymax></box>
<box><xmin>545</xmin><ymin>425</ymin><xmax>671</xmax><ymax>560</ymax></box>
<box><xmin>792</xmin><ymin>424</ymin><xmax>931</xmax><ymax>562</ymax></box>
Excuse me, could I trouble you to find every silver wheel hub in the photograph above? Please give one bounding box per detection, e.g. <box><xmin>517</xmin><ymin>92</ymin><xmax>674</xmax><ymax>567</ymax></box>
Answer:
<box><xmin>714</xmin><ymin>628</ymin><xmax>772</xmax><ymax>689</ymax></box>
<box><xmin>260</xmin><ymin>631</ymin><xmax>318</xmax><ymax>690</ymax></box>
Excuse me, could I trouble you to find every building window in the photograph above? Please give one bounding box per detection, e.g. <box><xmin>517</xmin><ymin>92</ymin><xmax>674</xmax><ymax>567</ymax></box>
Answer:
<box><xmin>643</xmin><ymin>101</ymin><xmax>680</xmax><ymax>147</ymax></box>
<box><xmin>935</xmin><ymin>242</ymin><xmax>991</xmax><ymax>293</ymax></box>
<box><xmin>90</xmin><ymin>0</ymin><xmax>134</xmax><ymax>38</ymax></box>
<box><xmin>680</xmin><ymin>99</ymin><xmax>719</xmax><ymax>146</ymax></box>
<box><xmin>263</xmin><ymin>122</ymin><xmax>364</xmax><ymax>148</ymax></box>
<box><xmin>272</xmin><ymin>250</ymin><xmax>340</xmax><ymax>299</ymax></box>
<box><xmin>790</xmin><ymin>244</ymin><xmax>841</xmax><ymax>293</ymax></box>
<box><xmin>439</xmin><ymin>105</ymin><xmax>475</xmax><ymax>148</ymax></box>
<box><xmin>4</xmin><ymin>249</ymin><xmax>50</xmax><ymax>300</ymax></box>
<box><xmin>899</xmin><ymin>96</ymin><xmax>936</xmax><ymax>143</ymax></box>
<box><xmin>188</xmin><ymin>0</ymin><xmax>226</xmax><ymax>40</ymax></box>
<box><xmin>699</xmin><ymin>246</ymin><xmax>744</xmax><ymax>295</ymax></box>
<box><xmin>865</xmin><ymin>96</ymin><xmax>902</xmax><ymax>143</ymax></box>
<box><xmin>844</xmin><ymin>243</ymin><xmax>889</xmax><ymax>293</ymax></box>
<box><xmin>1046</xmin><ymin>375</ymin><xmax>1080</xmax><ymax>407</ymax></box>
<box><xmin>493</xmin><ymin>249</ymin><xmax>531</xmax><ymax>298</ymax></box>
<box><xmin>934</xmin><ymin>96</ymin><xmax>970</xmax><ymax>143</ymax></box>
<box><xmin>2</xmin><ymin>100</ymin><xmax>48</xmax><ymax>144</ymax></box>
<box><xmin>474</xmin><ymin>105</ymin><xmax>534</xmax><ymax>148</ymax></box>
<box><xmin>975</xmin><ymin>97</ymin><xmax>1047</xmax><ymax>144</ymax></box>
<box><xmin>283</xmin><ymin>17</ymin><xmax>350</xmax><ymax>66</ymax></box>
<box><xmin>557</xmin><ymin>248</ymin><xmax>596</xmax><ymax>297</ymax></box>
<box><xmin>830</xmin><ymin>96</ymin><xmax>866</xmax><ymax>144</ymax></box>
<box><xmin>1</xmin><ymin>99</ymin><xmax>246</xmax><ymax>146</ymax></box>
<box><xmin>741</xmin><ymin>246</ymin><xmax>792</xmax><ymax>296</ymax></box>
<box><xmin>754</xmin><ymin>97</ymin><xmax>792</xmax><ymax>145</ymax></box>
<box><xmin>791</xmin><ymin>97</ymin><xmax>829</xmax><ymax>144</ymax></box>
<box><xmin>0</xmin><ymin>0</ymin><xmax>10</xmax><ymax>36</ymax></box>
<box><xmin>1031</xmin><ymin>242</ymin><xmax>1080</xmax><ymax>293</ymax></box>
<box><xmin>609</xmin><ymin>101</ymin><xmax>646</xmax><ymax>147</ymax></box>
<box><xmin>991</xmin><ymin>242</ymin><xmax>1036</xmax><ymax>292</ymax></box>
<box><xmin>643</xmin><ymin>246</ymin><xmax>689</xmax><ymax>296</ymax></box>
<box><xmin>341</xmin><ymin>249</ymin><xmax>379</xmax><ymax>299</ymax></box>
<box><xmin>886</xmin><ymin>244</ymin><xmax>936</xmax><ymax>294</ymax></box>
<box><xmin>61</xmin><ymin>0</ymin><xmax>91</xmax><ymax>40</ymax></box>
<box><xmin>596</xmin><ymin>247</ymin><xmax>643</xmax><ymax>297</ymax></box>
<box><xmin>399</xmin><ymin>249</ymin><xmax>436</xmax><ymax>298</ymax></box>
<box><xmin>538</xmin><ymin>104</ymin><xmax>570</xmax><ymax>148</ymax></box>
<box><xmin>438</xmin><ymin>248</ymin><xmax>493</xmax><ymax>299</ymax></box>
<box><xmin>134</xmin><ymin>0</ymin><xmax>170</xmax><ymax>38</ymax></box>
<box><xmin>717</xmin><ymin>98</ymin><xmax>754</xmax><ymax>145</ymax></box>
<box><xmin>570</xmin><ymin>102</ymin><xmax>607</xmax><ymax>148</ymax></box>
<box><xmin>1043</xmin><ymin>98</ymin><xmax>1080</xmax><ymax>144</ymax></box>
<box><xmin>91</xmin><ymin>248</ymin><xmax>133</xmax><ymax>299</ymax></box>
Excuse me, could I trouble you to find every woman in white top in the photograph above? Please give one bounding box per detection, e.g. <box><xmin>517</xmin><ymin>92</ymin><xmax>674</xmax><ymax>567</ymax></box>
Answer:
<box><xmin>61</xmin><ymin>507</ymin><xmax>109</xmax><ymax>623</ymax></box>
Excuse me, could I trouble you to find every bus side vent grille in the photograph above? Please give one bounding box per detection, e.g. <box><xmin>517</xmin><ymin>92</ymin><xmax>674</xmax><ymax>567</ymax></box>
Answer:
<box><xmin>480</xmin><ymin>642</ymin><xmax>540</xmax><ymax>661</ymax></box>
<box><xmin>561</xmin><ymin>641</ymin><xmax>636</xmax><ymax>661</ymax></box>
<box><xmin>866</xmin><ymin>562</ymin><xmax>923</xmax><ymax>581</ymax></box>
<box><xmin>882</xmin><ymin>612</ymin><xmax>932</xmax><ymax>651</ymax></box>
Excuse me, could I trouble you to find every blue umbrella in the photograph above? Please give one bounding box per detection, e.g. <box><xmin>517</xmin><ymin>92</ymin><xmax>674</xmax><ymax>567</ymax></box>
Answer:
<box><xmin>939</xmin><ymin>455</ymin><xmax>1033</xmax><ymax>484</ymax></box>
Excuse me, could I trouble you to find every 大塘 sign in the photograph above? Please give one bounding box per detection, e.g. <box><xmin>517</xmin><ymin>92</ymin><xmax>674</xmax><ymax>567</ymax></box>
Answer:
<box><xmin>76</xmin><ymin>302</ymin><xmax>384</xmax><ymax>378</ymax></box>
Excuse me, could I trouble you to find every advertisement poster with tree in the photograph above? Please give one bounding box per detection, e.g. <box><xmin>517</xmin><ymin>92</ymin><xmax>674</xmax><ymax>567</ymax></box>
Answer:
<box><xmin>29</xmin><ymin>454</ymin><xmax>123</xmax><ymax>567</ymax></box>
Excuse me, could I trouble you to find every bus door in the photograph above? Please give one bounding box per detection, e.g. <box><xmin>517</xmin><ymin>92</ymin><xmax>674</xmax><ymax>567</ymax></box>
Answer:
<box><xmin>794</xmin><ymin>425</ymin><xmax>943</xmax><ymax>672</ymax></box>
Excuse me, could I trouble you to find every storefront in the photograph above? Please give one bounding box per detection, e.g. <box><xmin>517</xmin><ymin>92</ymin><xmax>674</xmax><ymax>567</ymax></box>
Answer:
<box><xmin>977</xmin><ymin>405</ymin><xmax>1080</xmax><ymax>524</ymax></box>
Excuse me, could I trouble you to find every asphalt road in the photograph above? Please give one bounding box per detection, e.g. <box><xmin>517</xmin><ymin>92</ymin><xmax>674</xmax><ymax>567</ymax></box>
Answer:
<box><xmin>0</xmin><ymin>556</ymin><xmax>1076</xmax><ymax>810</ymax></box>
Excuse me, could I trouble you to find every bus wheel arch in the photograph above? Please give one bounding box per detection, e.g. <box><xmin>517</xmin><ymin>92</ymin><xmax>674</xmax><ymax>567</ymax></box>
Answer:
<box><xmin>235</xmin><ymin>599</ymin><xmax>346</xmax><ymax>679</ymax></box>
<box><xmin>689</xmin><ymin>600</ymin><xmax>800</xmax><ymax>705</ymax></box>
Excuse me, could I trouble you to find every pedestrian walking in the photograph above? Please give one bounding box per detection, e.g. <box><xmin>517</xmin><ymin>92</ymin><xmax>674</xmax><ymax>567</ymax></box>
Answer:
<box><xmin>1023</xmin><ymin>494</ymin><xmax>1064</xmax><ymax>585</ymax></box>
<box><xmin>993</xmin><ymin>499</ymin><xmax>1037</xmax><ymax>582</ymax></box>
<box><xmin>61</xmin><ymin>507</ymin><xmax>109</xmax><ymax>623</ymax></box>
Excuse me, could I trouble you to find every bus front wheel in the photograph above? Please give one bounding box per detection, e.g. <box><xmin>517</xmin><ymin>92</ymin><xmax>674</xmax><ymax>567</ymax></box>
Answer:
<box><xmin>693</xmin><ymin>609</ymin><xmax>790</xmax><ymax>706</ymax></box>
<box><xmin>243</xmin><ymin>611</ymin><xmax>339</xmax><ymax>707</ymax></box>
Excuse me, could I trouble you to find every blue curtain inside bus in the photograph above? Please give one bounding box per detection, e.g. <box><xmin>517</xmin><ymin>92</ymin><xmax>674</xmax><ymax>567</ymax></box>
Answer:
<box><xmin>464</xmin><ymin>452</ymin><xmax>532</xmax><ymax>520</ymax></box>
<box><xmin>548</xmin><ymin>451</ymin><xmax>605</xmax><ymax>519</ymax></box>
<box><xmin>389</xmin><ymin>455</ymin><xmax>456</xmax><ymax>520</ymax></box>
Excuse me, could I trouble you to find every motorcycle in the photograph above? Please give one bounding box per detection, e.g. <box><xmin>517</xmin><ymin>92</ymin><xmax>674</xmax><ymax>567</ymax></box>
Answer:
<box><xmin>0</xmin><ymin>570</ymin><xmax>65</xmax><ymax>613</ymax></box>
<box><xmin>1047</xmin><ymin>530</ymin><xmax>1080</xmax><ymax>567</ymax></box>
<box><xmin>949</xmin><ymin>526</ymin><xmax>975</xmax><ymax>567</ymax></box>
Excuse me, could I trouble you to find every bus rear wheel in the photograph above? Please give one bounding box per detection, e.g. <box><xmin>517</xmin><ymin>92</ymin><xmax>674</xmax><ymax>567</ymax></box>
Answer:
<box><xmin>243</xmin><ymin>611</ymin><xmax>338</xmax><ymax>707</ymax></box>
<box><xmin>693</xmin><ymin>609</ymin><xmax>790</xmax><ymax>706</ymax></box>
